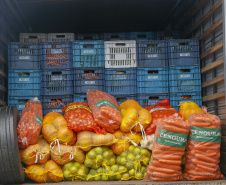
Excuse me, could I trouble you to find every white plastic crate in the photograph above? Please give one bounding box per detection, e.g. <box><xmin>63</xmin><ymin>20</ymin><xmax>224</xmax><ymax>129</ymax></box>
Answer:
<box><xmin>47</xmin><ymin>33</ymin><xmax>75</xmax><ymax>42</ymax></box>
<box><xmin>104</xmin><ymin>40</ymin><xmax>137</xmax><ymax>68</ymax></box>
<box><xmin>19</xmin><ymin>33</ymin><xmax>47</xmax><ymax>42</ymax></box>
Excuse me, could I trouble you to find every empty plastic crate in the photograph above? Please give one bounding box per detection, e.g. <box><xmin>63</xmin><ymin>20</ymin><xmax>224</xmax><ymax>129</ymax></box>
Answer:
<box><xmin>47</xmin><ymin>33</ymin><xmax>75</xmax><ymax>42</ymax></box>
<box><xmin>170</xmin><ymin>92</ymin><xmax>202</xmax><ymax>111</ymax></box>
<box><xmin>168</xmin><ymin>39</ymin><xmax>200</xmax><ymax>66</ymax></box>
<box><xmin>42</xmin><ymin>95</ymin><xmax>73</xmax><ymax>115</ymax></box>
<box><xmin>8</xmin><ymin>69</ymin><xmax>41</xmax><ymax>96</ymax></box>
<box><xmin>114</xmin><ymin>94</ymin><xmax>137</xmax><ymax>105</ymax></box>
<box><xmin>137</xmin><ymin>93</ymin><xmax>169</xmax><ymax>108</ymax></box>
<box><xmin>41</xmin><ymin>69</ymin><xmax>73</xmax><ymax>96</ymax></box>
<box><xmin>76</xmin><ymin>34</ymin><xmax>101</xmax><ymax>40</ymax></box>
<box><xmin>137</xmin><ymin>67</ymin><xmax>168</xmax><ymax>94</ymax></box>
<box><xmin>73</xmin><ymin>94</ymin><xmax>88</xmax><ymax>103</ymax></box>
<box><xmin>105</xmin><ymin>40</ymin><xmax>137</xmax><ymax>68</ymax></box>
<box><xmin>20</xmin><ymin>33</ymin><xmax>47</xmax><ymax>43</ymax></box>
<box><xmin>105</xmin><ymin>68</ymin><xmax>137</xmax><ymax>95</ymax></box>
<box><xmin>8</xmin><ymin>42</ymin><xmax>40</xmax><ymax>69</ymax></box>
<box><xmin>103</xmin><ymin>33</ymin><xmax>129</xmax><ymax>41</ymax></box>
<box><xmin>129</xmin><ymin>32</ymin><xmax>154</xmax><ymax>40</ymax></box>
<box><xmin>169</xmin><ymin>66</ymin><xmax>201</xmax><ymax>93</ymax></box>
<box><xmin>137</xmin><ymin>40</ymin><xmax>167</xmax><ymax>67</ymax></box>
<box><xmin>41</xmin><ymin>42</ymin><xmax>73</xmax><ymax>69</ymax></box>
<box><xmin>73</xmin><ymin>41</ymin><xmax>104</xmax><ymax>67</ymax></box>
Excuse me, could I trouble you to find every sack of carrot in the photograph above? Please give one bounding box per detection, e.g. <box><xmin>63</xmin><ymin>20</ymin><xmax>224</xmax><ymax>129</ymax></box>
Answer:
<box><xmin>184</xmin><ymin>108</ymin><xmax>224</xmax><ymax>180</ymax></box>
<box><xmin>145</xmin><ymin>114</ymin><xmax>190</xmax><ymax>181</ymax></box>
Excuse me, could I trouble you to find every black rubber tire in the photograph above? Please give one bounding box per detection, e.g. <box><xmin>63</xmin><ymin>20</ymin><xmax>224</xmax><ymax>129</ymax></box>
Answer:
<box><xmin>0</xmin><ymin>106</ymin><xmax>25</xmax><ymax>184</ymax></box>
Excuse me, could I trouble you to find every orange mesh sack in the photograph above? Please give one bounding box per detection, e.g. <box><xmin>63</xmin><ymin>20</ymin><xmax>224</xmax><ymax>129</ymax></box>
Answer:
<box><xmin>145</xmin><ymin>99</ymin><xmax>181</xmax><ymax>135</ymax></box>
<box><xmin>145</xmin><ymin>115</ymin><xmax>190</xmax><ymax>181</ymax></box>
<box><xmin>184</xmin><ymin>111</ymin><xmax>224</xmax><ymax>181</ymax></box>
<box><xmin>17</xmin><ymin>97</ymin><xmax>43</xmax><ymax>149</ymax></box>
<box><xmin>63</xmin><ymin>102</ymin><xmax>106</xmax><ymax>134</ymax></box>
<box><xmin>86</xmin><ymin>89</ymin><xmax>122</xmax><ymax>133</ymax></box>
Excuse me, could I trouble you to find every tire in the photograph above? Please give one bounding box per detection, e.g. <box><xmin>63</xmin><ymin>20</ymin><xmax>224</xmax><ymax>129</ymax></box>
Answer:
<box><xmin>0</xmin><ymin>106</ymin><xmax>25</xmax><ymax>184</ymax></box>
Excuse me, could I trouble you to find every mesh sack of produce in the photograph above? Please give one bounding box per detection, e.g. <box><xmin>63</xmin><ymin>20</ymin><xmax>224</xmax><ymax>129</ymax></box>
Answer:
<box><xmin>20</xmin><ymin>136</ymin><xmax>50</xmax><ymax>165</ymax></box>
<box><xmin>145</xmin><ymin>114</ymin><xmax>190</xmax><ymax>181</ymax></box>
<box><xmin>25</xmin><ymin>160</ymin><xmax>63</xmax><ymax>183</ymax></box>
<box><xmin>86</xmin><ymin>89</ymin><xmax>122</xmax><ymax>133</ymax></box>
<box><xmin>51</xmin><ymin>144</ymin><xmax>85</xmax><ymax>165</ymax></box>
<box><xmin>63</xmin><ymin>162</ymin><xmax>89</xmax><ymax>181</ymax></box>
<box><xmin>17</xmin><ymin>97</ymin><xmax>43</xmax><ymax>149</ymax></box>
<box><xmin>76</xmin><ymin>131</ymin><xmax>117</xmax><ymax>151</ymax></box>
<box><xmin>63</xmin><ymin>102</ymin><xmax>106</xmax><ymax>134</ymax></box>
<box><xmin>140</xmin><ymin>134</ymin><xmax>155</xmax><ymax>150</ymax></box>
<box><xmin>145</xmin><ymin>99</ymin><xmax>181</xmax><ymax>135</ymax></box>
<box><xmin>184</xmin><ymin>109</ymin><xmax>224</xmax><ymax>180</ymax></box>
<box><xmin>116</xmin><ymin>145</ymin><xmax>151</xmax><ymax>180</ymax></box>
<box><xmin>42</xmin><ymin>112</ymin><xmax>76</xmax><ymax>145</ymax></box>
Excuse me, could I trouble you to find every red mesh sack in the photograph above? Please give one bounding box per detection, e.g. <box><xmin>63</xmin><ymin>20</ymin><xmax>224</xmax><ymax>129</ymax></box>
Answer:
<box><xmin>63</xmin><ymin>102</ymin><xmax>106</xmax><ymax>134</ymax></box>
<box><xmin>184</xmin><ymin>110</ymin><xmax>224</xmax><ymax>181</ymax></box>
<box><xmin>145</xmin><ymin>99</ymin><xmax>181</xmax><ymax>135</ymax></box>
<box><xmin>17</xmin><ymin>97</ymin><xmax>43</xmax><ymax>149</ymax></box>
<box><xmin>145</xmin><ymin>115</ymin><xmax>190</xmax><ymax>181</ymax></box>
<box><xmin>86</xmin><ymin>89</ymin><xmax>122</xmax><ymax>133</ymax></box>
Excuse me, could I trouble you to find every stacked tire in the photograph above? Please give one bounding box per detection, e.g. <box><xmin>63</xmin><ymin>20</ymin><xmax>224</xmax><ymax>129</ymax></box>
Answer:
<box><xmin>0</xmin><ymin>106</ymin><xmax>25</xmax><ymax>184</ymax></box>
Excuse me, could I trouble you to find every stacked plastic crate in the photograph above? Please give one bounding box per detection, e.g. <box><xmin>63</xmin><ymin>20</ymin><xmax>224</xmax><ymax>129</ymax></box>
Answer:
<box><xmin>73</xmin><ymin>41</ymin><xmax>105</xmax><ymax>103</ymax></box>
<box><xmin>104</xmin><ymin>40</ymin><xmax>137</xmax><ymax>105</ymax></box>
<box><xmin>129</xmin><ymin>32</ymin><xmax>155</xmax><ymax>40</ymax></box>
<box><xmin>136</xmin><ymin>40</ymin><xmax>169</xmax><ymax>107</ymax></box>
<box><xmin>8</xmin><ymin>42</ymin><xmax>41</xmax><ymax>114</ymax></box>
<box><xmin>103</xmin><ymin>33</ymin><xmax>129</xmax><ymax>41</ymax></box>
<box><xmin>168</xmin><ymin>39</ymin><xmax>202</xmax><ymax>110</ymax></box>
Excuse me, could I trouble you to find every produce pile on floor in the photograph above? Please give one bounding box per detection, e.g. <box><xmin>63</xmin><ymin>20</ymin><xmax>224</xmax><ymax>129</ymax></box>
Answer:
<box><xmin>17</xmin><ymin>89</ymin><xmax>224</xmax><ymax>183</ymax></box>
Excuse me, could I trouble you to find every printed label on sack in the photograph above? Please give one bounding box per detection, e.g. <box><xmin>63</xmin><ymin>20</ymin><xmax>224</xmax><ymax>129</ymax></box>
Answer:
<box><xmin>65</xmin><ymin>105</ymin><xmax>91</xmax><ymax>113</ymax></box>
<box><xmin>148</xmin><ymin>76</ymin><xmax>158</xmax><ymax>79</ymax></box>
<box><xmin>96</xmin><ymin>100</ymin><xmax>120</xmax><ymax>111</ymax></box>
<box><xmin>35</xmin><ymin>116</ymin><xmax>42</xmax><ymax>126</ymax></box>
<box><xmin>19</xmin><ymin>78</ymin><xmax>30</xmax><ymax>82</ymax></box>
<box><xmin>51</xmin><ymin>49</ymin><xmax>63</xmax><ymax>54</ymax></box>
<box><xmin>116</xmin><ymin>75</ymin><xmax>127</xmax><ymax>80</ymax></box>
<box><xmin>156</xmin><ymin>129</ymin><xmax>188</xmax><ymax>148</ymax></box>
<box><xmin>147</xmin><ymin>54</ymin><xmax>158</xmax><ymax>58</ymax></box>
<box><xmin>19</xmin><ymin>105</ymin><xmax>25</xmax><ymax>109</ymax></box>
<box><xmin>149</xmin><ymin>108</ymin><xmax>174</xmax><ymax>113</ymax></box>
<box><xmin>51</xmin><ymin>109</ymin><xmax>62</xmax><ymax>113</ymax></box>
<box><xmin>189</xmin><ymin>127</ymin><xmax>221</xmax><ymax>142</ymax></box>
<box><xmin>81</xmin><ymin>49</ymin><xmax>96</xmax><ymax>55</ymax></box>
<box><xmin>51</xmin><ymin>76</ymin><xmax>63</xmax><ymax>81</ymax></box>
<box><xmin>19</xmin><ymin>56</ymin><xmax>31</xmax><ymax>60</ymax></box>
<box><xmin>85</xmin><ymin>81</ymin><xmax>95</xmax><ymax>85</ymax></box>
<box><xmin>180</xmin><ymin>53</ymin><xmax>190</xmax><ymax>56</ymax></box>
<box><xmin>179</xmin><ymin>74</ymin><xmax>191</xmax><ymax>78</ymax></box>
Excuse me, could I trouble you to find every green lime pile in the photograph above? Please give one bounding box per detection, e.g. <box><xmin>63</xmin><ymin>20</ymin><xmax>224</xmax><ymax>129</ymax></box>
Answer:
<box><xmin>63</xmin><ymin>162</ymin><xmax>89</xmax><ymax>181</ymax></box>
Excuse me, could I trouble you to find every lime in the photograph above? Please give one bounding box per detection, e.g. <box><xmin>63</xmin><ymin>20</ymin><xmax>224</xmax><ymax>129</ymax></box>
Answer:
<box><xmin>88</xmin><ymin>151</ymin><xmax>97</xmax><ymax>159</ymax></box>
<box><xmin>116</xmin><ymin>157</ymin><xmax>121</xmax><ymax>164</ymax></box>
<box><xmin>109</xmin><ymin>175</ymin><xmax>115</xmax><ymax>181</ymax></box>
<box><xmin>103</xmin><ymin>151</ymin><xmax>111</xmax><ymax>159</ymax></box>
<box><xmin>97</xmin><ymin>167</ymin><xmax>103</xmax><ymax>173</ymax></box>
<box><xmin>119</xmin><ymin>166</ymin><xmax>127</xmax><ymax>172</ymax></box>
<box><xmin>63</xmin><ymin>162</ymin><xmax>73</xmax><ymax>171</ymax></box>
<box><xmin>105</xmin><ymin>166</ymin><xmax>111</xmax><ymax>173</ymax></box>
<box><xmin>96</xmin><ymin>155</ymin><xmax>103</xmax><ymax>162</ymax></box>
<box><xmin>141</xmin><ymin>148</ymin><xmax>149</xmax><ymax>157</ymax></box>
<box><xmin>135</xmin><ymin>155</ymin><xmax>142</xmax><ymax>160</ymax></box>
<box><xmin>89</xmin><ymin>169</ymin><xmax>97</xmax><ymax>175</ymax></box>
<box><xmin>134</xmin><ymin>148</ymin><xmax>141</xmax><ymax>155</ymax></box>
<box><xmin>94</xmin><ymin>175</ymin><xmax>101</xmax><ymax>181</ymax></box>
<box><xmin>128</xmin><ymin>145</ymin><xmax>135</xmax><ymax>153</ymax></box>
<box><xmin>119</xmin><ymin>157</ymin><xmax>127</xmax><ymax>165</ymax></box>
<box><xmin>85</xmin><ymin>159</ymin><xmax>94</xmax><ymax>168</ymax></box>
<box><xmin>77</xmin><ymin>169</ymin><xmax>86</xmax><ymax>176</ymax></box>
<box><xmin>142</xmin><ymin>157</ymin><xmax>150</xmax><ymax>166</ymax></box>
<box><xmin>109</xmin><ymin>157</ymin><xmax>116</xmax><ymax>165</ymax></box>
<box><xmin>115</xmin><ymin>174</ymin><xmax>122</xmax><ymax>180</ymax></box>
<box><xmin>81</xmin><ymin>165</ymin><xmax>89</xmax><ymax>174</ymax></box>
<box><xmin>121</xmin><ymin>152</ymin><xmax>127</xmax><ymax>158</ymax></box>
<box><xmin>134</xmin><ymin>163</ymin><xmax>141</xmax><ymax>171</ymax></box>
<box><xmin>102</xmin><ymin>175</ymin><xmax>108</xmax><ymax>181</ymax></box>
<box><xmin>69</xmin><ymin>166</ymin><xmax>78</xmax><ymax>175</ymax></box>
<box><xmin>63</xmin><ymin>170</ymin><xmax>71</xmax><ymax>179</ymax></box>
<box><xmin>141</xmin><ymin>166</ymin><xmax>147</xmax><ymax>173</ymax></box>
<box><xmin>109</xmin><ymin>150</ymin><xmax>114</xmax><ymax>156</ymax></box>
<box><xmin>125</xmin><ymin>162</ymin><xmax>134</xmax><ymax>170</ymax></box>
<box><xmin>87</xmin><ymin>174</ymin><xmax>94</xmax><ymax>181</ymax></box>
<box><xmin>111</xmin><ymin>164</ymin><xmax>119</xmax><ymax>172</ymax></box>
<box><xmin>136</xmin><ymin>172</ymin><xmax>143</xmax><ymax>179</ymax></box>
<box><xmin>95</xmin><ymin>147</ymin><xmax>103</xmax><ymax>154</ymax></box>
<box><xmin>74</xmin><ymin>162</ymin><xmax>81</xmax><ymax>169</ymax></box>
<box><xmin>129</xmin><ymin>169</ymin><xmax>135</xmax><ymax>176</ymax></box>
<box><xmin>121</xmin><ymin>173</ymin><xmax>130</xmax><ymax>180</ymax></box>
<box><xmin>127</xmin><ymin>153</ymin><xmax>135</xmax><ymax>161</ymax></box>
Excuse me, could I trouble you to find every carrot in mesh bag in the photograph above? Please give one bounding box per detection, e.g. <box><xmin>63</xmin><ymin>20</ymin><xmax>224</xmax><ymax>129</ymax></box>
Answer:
<box><xmin>184</xmin><ymin>108</ymin><xmax>224</xmax><ymax>181</ymax></box>
<box><xmin>145</xmin><ymin>114</ymin><xmax>190</xmax><ymax>181</ymax></box>
<box><xmin>145</xmin><ymin>99</ymin><xmax>182</xmax><ymax>135</ymax></box>
<box><xmin>17</xmin><ymin>97</ymin><xmax>43</xmax><ymax>149</ymax></box>
<box><xmin>86</xmin><ymin>89</ymin><xmax>122</xmax><ymax>133</ymax></box>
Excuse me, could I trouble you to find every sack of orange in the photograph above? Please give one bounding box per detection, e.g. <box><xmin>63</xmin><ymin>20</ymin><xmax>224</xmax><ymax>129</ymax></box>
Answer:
<box><xmin>184</xmin><ymin>109</ymin><xmax>224</xmax><ymax>181</ymax></box>
<box><xmin>145</xmin><ymin>114</ymin><xmax>190</xmax><ymax>181</ymax></box>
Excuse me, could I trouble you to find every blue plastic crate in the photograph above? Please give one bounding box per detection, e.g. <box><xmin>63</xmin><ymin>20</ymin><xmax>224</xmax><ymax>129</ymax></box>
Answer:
<box><xmin>76</xmin><ymin>34</ymin><xmax>101</xmax><ymax>40</ymax></box>
<box><xmin>41</xmin><ymin>42</ymin><xmax>73</xmax><ymax>69</ymax></box>
<box><xmin>114</xmin><ymin>94</ymin><xmax>137</xmax><ymax>105</ymax></box>
<box><xmin>103</xmin><ymin>33</ymin><xmax>129</xmax><ymax>40</ymax></box>
<box><xmin>8</xmin><ymin>96</ymin><xmax>41</xmax><ymax>114</ymax></box>
<box><xmin>170</xmin><ymin>92</ymin><xmax>202</xmax><ymax>111</ymax></box>
<box><xmin>8</xmin><ymin>69</ymin><xmax>41</xmax><ymax>96</ymax></box>
<box><xmin>74</xmin><ymin>67</ymin><xmax>105</xmax><ymax>93</ymax></box>
<box><xmin>73</xmin><ymin>94</ymin><xmax>88</xmax><ymax>103</ymax></box>
<box><xmin>168</xmin><ymin>39</ymin><xmax>200</xmax><ymax>66</ymax></box>
<box><xmin>129</xmin><ymin>32</ymin><xmax>154</xmax><ymax>40</ymax></box>
<box><xmin>105</xmin><ymin>68</ymin><xmax>137</xmax><ymax>95</ymax></box>
<box><xmin>169</xmin><ymin>66</ymin><xmax>201</xmax><ymax>93</ymax></box>
<box><xmin>41</xmin><ymin>69</ymin><xmax>73</xmax><ymax>96</ymax></box>
<box><xmin>155</xmin><ymin>31</ymin><xmax>181</xmax><ymax>40</ymax></box>
<box><xmin>137</xmin><ymin>40</ymin><xmax>167</xmax><ymax>67</ymax></box>
<box><xmin>137</xmin><ymin>93</ymin><xmax>169</xmax><ymax>108</ymax></box>
<box><xmin>137</xmin><ymin>67</ymin><xmax>168</xmax><ymax>94</ymax></box>
<box><xmin>8</xmin><ymin>42</ymin><xmax>40</xmax><ymax>69</ymax></box>
<box><xmin>42</xmin><ymin>95</ymin><xmax>73</xmax><ymax>115</ymax></box>
<box><xmin>73</xmin><ymin>41</ymin><xmax>105</xmax><ymax>68</ymax></box>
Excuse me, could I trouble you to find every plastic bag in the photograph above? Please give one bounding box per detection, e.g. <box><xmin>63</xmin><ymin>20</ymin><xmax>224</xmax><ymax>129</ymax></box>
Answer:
<box><xmin>42</xmin><ymin>112</ymin><xmax>76</xmax><ymax>145</ymax></box>
<box><xmin>140</xmin><ymin>134</ymin><xmax>155</xmax><ymax>150</ymax></box>
<box><xmin>75</xmin><ymin>131</ymin><xmax>117</xmax><ymax>151</ymax></box>
<box><xmin>20</xmin><ymin>136</ymin><xmax>50</xmax><ymax>165</ymax></box>
<box><xmin>145</xmin><ymin>99</ymin><xmax>181</xmax><ymax>135</ymax></box>
<box><xmin>17</xmin><ymin>97</ymin><xmax>43</xmax><ymax>149</ymax></box>
<box><xmin>86</xmin><ymin>89</ymin><xmax>122</xmax><ymax>133</ymax></box>
<box><xmin>184</xmin><ymin>111</ymin><xmax>224</xmax><ymax>180</ymax></box>
<box><xmin>25</xmin><ymin>160</ymin><xmax>63</xmax><ymax>183</ymax></box>
<box><xmin>63</xmin><ymin>102</ymin><xmax>106</xmax><ymax>134</ymax></box>
<box><xmin>145</xmin><ymin>115</ymin><xmax>190</xmax><ymax>181</ymax></box>
<box><xmin>51</xmin><ymin>144</ymin><xmax>85</xmax><ymax>165</ymax></box>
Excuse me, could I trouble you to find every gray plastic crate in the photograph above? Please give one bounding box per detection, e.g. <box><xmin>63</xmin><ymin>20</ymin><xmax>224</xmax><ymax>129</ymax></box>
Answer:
<box><xmin>20</xmin><ymin>33</ymin><xmax>47</xmax><ymax>43</ymax></box>
<box><xmin>47</xmin><ymin>33</ymin><xmax>75</xmax><ymax>42</ymax></box>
